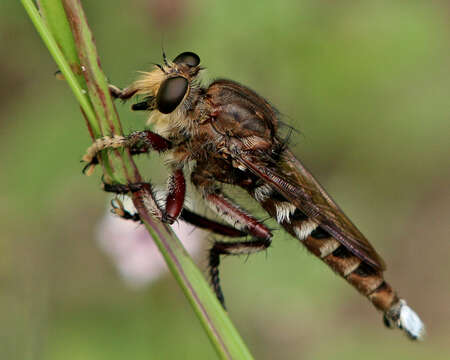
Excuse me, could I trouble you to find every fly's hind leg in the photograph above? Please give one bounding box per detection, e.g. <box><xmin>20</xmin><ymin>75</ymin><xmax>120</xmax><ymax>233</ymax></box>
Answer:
<box><xmin>191</xmin><ymin>162</ymin><xmax>273</xmax><ymax>308</ymax></box>
<box><xmin>206</xmin><ymin>195</ymin><xmax>272</xmax><ymax>308</ymax></box>
<box><xmin>208</xmin><ymin>238</ymin><xmax>271</xmax><ymax>307</ymax></box>
<box><xmin>180</xmin><ymin>209</ymin><xmax>247</xmax><ymax>238</ymax></box>
<box><xmin>110</xmin><ymin>200</ymin><xmax>247</xmax><ymax>239</ymax></box>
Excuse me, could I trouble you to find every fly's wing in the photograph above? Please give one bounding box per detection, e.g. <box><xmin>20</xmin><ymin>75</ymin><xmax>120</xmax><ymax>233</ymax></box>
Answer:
<box><xmin>239</xmin><ymin>149</ymin><xmax>386</xmax><ymax>270</ymax></box>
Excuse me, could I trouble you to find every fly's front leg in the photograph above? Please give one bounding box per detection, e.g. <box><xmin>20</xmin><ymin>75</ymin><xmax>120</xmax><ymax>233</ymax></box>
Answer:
<box><xmin>109</xmin><ymin>84</ymin><xmax>155</xmax><ymax>111</ymax></box>
<box><xmin>82</xmin><ymin>130</ymin><xmax>172</xmax><ymax>174</ymax></box>
<box><xmin>191</xmin><ymin>162</ymin><xmax>272</xmax><ymax>308</ymax></box>
<box><xmin>108</xmin><ymin>84</ymin><xmax>137</xmax><ymax>101</ymax></box>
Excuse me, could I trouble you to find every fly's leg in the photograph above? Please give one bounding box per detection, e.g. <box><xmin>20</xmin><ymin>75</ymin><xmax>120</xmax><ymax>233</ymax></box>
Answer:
<box><xmin>56</xmin><ymin>75</ymin><xmax>138</xmax><ymax>101</ymax></box>
<box><xmin>180</xmin><ymin>209</ymin><xmax>247</xmax><ymax>238</ymax></box>
<box><xmin>163</xmin><ymin>169</ymin><xmax>186</xmax><ymax>223</ymax></box>
<box><xmin>84</xmin><ymin>129</ymin><xmax>181</xmax><ymax>222</ymax></box>
<box><xmin>110</xmin><ymin>198</ymin><xmax>141</xmax><ymax>222</ymax></box>
<box><xmin>82</xmin><ymin>83</ymin><xmax>158</xmax><ymax>173</ymax></box>
<box><xmin>209</xmin><ymin>237</ymin><xmax>271</xmax><ymax>307</ymax></box>
<box><xmin>192</xmin><ymin>163</ymin><xmax>272</xmax><ymax>308</ymax></box>
<box><xmin>205</xmin><ymin>193</ymin><xmax>272</xmax><ymax>308</ymax></box>
<box><xmin>82</xmin><ymin>130</ymin><xmax>172</xmax><ymax>174</ymax></box>
<box><xmin>103</xmin><ymin>168</ymin><xmax>185</xmax><ymax>224</ymax></box>
<box><xmin>110</xmin><ymin>195</ymin><xmax>252</xmax><ymax>306</ymax></box>
<box><xmin>108</xmin><ymin>84</ymin><xmax>137</xmax><ymax>100</ymax></box>
<box><xmin>109</xmin><ymin>85</ymin><xmax>155</xmax><ymax>111</ymax></box>
<box><xmin>106</xmin><ymin>182</ymin><xmax>164</xmax><ymax>221</ymax></box>
<box><xmin>110</xmin><ymin>199</ymin><xmax>247</xmax><ymax>238</ymax></box>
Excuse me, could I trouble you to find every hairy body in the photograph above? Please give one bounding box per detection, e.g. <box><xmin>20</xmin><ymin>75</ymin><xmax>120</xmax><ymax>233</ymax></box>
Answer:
<box><xmin>84</xmin><ymin>52</ymin><xmax>424</xmax><ymax>340</ymax></box>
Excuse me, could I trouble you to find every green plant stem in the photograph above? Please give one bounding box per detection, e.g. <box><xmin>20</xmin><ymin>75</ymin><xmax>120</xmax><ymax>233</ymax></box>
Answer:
<box><xmin>61</xmin><ymin>0</ymin><xmax>136</xmax><ymax>183</ymax></box>
<box><xmin>22</xmin><ymin>0</ymin><xmax>254</xmax><ymax>358</ymax></box>
<box><xmin>22</xmin><ymin>0</ymin><xmax>97</xmax><ymax>133</ymax></box>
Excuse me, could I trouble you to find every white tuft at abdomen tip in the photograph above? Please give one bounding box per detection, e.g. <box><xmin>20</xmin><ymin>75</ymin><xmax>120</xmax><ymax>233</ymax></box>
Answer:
<box><xmin>399</xmin><ymin>300</ymin><xmax>425</xmax><ymax>340</ymax></box>
<box><xmin>386</xmin><ymin>299</ymin><xmax>425</xmax><ymax>340</ymax></box>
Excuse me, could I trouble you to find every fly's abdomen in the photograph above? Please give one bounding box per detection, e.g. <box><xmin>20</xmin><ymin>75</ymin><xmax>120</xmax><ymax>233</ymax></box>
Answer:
<box><xmin>303</xmin><ymin>231</ymin><xmax>389</xmax><ymax>300</ymax></box>
<box><xmin>251</xmin><ymin>185</ymin><xmax>424</xmax><ymax>340</ymax></box>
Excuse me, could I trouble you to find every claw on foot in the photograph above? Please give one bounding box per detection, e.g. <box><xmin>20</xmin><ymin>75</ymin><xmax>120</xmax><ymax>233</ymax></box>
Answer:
<box><xmin>111</xmin><ymin>198</ymin><xmax>126</xmax><ymax>218</ymax></box>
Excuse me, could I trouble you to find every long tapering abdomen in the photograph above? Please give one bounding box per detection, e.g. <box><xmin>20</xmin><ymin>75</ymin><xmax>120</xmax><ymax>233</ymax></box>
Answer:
<box><xmin>251</xmin><ymin>185</ymin><xmax>425</xmax><ymax>340</ymax></box>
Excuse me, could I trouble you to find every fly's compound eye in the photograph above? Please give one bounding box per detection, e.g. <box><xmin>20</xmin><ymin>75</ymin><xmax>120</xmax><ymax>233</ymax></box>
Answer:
<box><xmin>173</xmin><ymin>52</ymin><xmax>200</xmax><ymax>67</ymax></box>
<box><xmin>156</xmin><ymin>76</ymin><xmax>189</xmax><ymax>114</ymax></box>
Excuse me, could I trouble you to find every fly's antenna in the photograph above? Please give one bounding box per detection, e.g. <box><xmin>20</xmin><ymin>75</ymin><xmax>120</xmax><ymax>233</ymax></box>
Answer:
<box><xmin>161</xmin><ymin>35</ymin><xmax>168</xmax><ymax>66</ymax></box>
<box><xmin>162</xmin><ymin>49</ymin><xmax>168</xmax><ymax>66</ymax></box>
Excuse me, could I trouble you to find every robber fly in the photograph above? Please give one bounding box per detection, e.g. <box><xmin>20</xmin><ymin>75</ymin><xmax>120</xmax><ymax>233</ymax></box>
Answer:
<box><xmin>83</xmin><ymin>51</ymin><xmax>424</xmax><ymax>340</ymax></box>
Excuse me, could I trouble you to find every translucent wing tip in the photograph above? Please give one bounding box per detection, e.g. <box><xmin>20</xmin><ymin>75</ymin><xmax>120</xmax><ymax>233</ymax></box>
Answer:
<box><xmin>384</xmin><ymin>299</ymin><xmax>425</xmax><ymax>340</ymax></box>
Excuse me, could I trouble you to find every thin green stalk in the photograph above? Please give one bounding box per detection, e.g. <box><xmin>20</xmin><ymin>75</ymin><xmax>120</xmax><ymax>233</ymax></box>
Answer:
<box><xmin>22</xmin><ymin>0</ymin><xmax>254</xmax><ymax>358</ymax></box>
<box><xmin>22</xmin><ymin>0</ymin><xmax>97</xmax><ymax>133</ymax></box>
<box><xmin>61</xmin><ymin>0</ymin><xmax>135</xmax><ymax>183</ymax></box>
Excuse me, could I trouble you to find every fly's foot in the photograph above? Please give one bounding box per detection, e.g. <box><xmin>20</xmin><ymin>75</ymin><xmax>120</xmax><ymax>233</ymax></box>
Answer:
<box><xmin>108</xmin><ymin>84</ymin><xmax>138</xmax><ymax>100</ymax></box>
<box><xmin>161</xmin><ymin>213</ymin><xmax>177</xmax><ymax>225</ymax></box>
<box><xmin>102</xmin><ymin>180</ymin><xmax>151</xmax><ymax>195</ymax></box>
<box><xmin>102</xmin><ymin>174</ymin><xmax>185</xmax><ymax>225</ymax></box>
<box><xmin>103</xmin><ymin>180</ymin><xmax>164</xmax><ymax>221</ymax></box>
<box><xmin>82</xmin><ymin>135</ymin><xmax>129</xmax><ymax>175</ymax></box>
<box><xmin>110</xmin><ymin>198</ymin><xmax>141</xmax><ymax>222</ymax></box>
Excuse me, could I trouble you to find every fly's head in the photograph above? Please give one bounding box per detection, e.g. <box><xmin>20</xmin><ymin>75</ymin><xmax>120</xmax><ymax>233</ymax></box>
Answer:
<box><xmin>132</xmin><ymin>51</ymin><xmax>203</xmax><ymax>136</ymax></box>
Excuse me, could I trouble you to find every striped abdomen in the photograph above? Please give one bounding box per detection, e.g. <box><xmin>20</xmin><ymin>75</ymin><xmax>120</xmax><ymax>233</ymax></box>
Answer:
<box><xmin>251</xmin><ymin>184</ymin><xmax>424</xmax><ymax>339</ymax></box>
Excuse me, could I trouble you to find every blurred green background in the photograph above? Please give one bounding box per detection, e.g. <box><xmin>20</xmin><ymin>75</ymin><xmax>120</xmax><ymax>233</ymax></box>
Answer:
<box><xmin>1</xmin><ymin>0</ymin><xmax>450</xmax><ymax>359</ymax></box>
